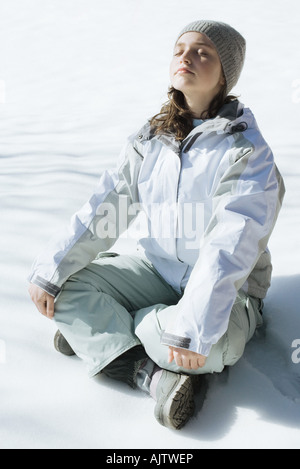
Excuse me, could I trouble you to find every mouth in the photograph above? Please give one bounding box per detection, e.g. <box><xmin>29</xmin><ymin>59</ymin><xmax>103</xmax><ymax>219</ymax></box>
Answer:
<box><xmin>176</xmin><ymin>68</ymin><xmax>194</xmax><ymax>75</ymax></box>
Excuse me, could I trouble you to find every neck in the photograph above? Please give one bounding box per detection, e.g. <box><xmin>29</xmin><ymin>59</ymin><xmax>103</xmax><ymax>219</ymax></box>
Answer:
<box><xmin>184</xmin><ymin>92</ymin><xmax>216</xmax><ymax>118</ymax></box>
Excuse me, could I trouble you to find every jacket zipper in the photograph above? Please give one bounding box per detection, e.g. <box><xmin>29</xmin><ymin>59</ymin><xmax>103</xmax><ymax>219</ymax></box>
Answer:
<box><xmin>174</xmin><ymin>141</ymin><xmax>186</xmax><ymax>264</ymax></box>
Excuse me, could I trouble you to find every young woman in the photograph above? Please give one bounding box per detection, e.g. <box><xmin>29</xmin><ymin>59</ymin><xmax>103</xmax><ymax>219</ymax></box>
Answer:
<box><xmin>28</xmin><ymin>20</ymin><xmax>285</xmax><ymax>430</ymax></box>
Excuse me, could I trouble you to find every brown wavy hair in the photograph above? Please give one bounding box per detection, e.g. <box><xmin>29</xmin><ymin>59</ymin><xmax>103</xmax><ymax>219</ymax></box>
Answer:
<box><xmin>150</xmin><ymin>84</ymin><xmax>237</xmax><ymax>141</ymax></box>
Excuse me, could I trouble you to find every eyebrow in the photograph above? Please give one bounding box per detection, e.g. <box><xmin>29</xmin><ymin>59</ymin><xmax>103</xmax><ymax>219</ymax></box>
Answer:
<box><xmin>175</xmin><ymin>41</ymin><xmax>214</xmax><ymax>49</ymax></box>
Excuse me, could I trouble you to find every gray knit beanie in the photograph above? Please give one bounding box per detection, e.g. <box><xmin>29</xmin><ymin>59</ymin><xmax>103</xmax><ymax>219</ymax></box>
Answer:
<box><xmin>177</xmin><ymin>20</ymin><xmax>246</xmax><ymax>94</ymax></box>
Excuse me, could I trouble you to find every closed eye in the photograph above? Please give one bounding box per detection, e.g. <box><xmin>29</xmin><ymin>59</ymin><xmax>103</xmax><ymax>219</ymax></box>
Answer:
<box><xmin>174</xmin><ymin>50</ymin><xmax>183</xmax><ymax>57</ymax></box>
<box><xmin>198</xmin><ymin>49</ymin><xmax>209</xmax><ymax>57</ymax></box>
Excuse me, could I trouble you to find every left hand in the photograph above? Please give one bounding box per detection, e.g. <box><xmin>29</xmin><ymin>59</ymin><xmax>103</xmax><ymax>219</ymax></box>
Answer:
<box><xmin>168</xmin><ymin>346</ymin><xmax>207</xmax><ymax>370</ymax></box>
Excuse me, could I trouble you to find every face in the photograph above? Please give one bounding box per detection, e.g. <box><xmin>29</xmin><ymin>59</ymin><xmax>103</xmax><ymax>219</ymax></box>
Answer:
<box><xmin>170</xmin><ymin>32</ymin><xmax>225</xmax><ymax>107</ymax></box>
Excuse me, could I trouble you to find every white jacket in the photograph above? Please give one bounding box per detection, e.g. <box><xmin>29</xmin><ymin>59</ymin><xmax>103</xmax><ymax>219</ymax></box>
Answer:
<box><xmin>29</xmin><ymin>100</ymin><xmax>285</xmax><ymax>356</ymax></box>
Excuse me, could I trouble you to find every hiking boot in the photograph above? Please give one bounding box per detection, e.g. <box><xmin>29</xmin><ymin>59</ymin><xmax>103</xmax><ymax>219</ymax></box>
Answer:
<box><xmin>54</xmin><ymin>330</ymin><xmax>75</xmax><ymax>356</ymax></box>
<box><xmin>102</xmin><ymin>345</ymin><xmax>148</xmax><ymax>388</ymax></box>
<box><xmin>151</xmin><ymin>369</ymin><xmax>195</xmax><ymax>430</ymax></box>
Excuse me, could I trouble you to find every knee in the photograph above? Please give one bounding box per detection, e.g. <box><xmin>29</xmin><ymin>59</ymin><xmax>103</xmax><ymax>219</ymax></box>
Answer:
<box><xmin>223</xmin><ymin>328</ymin><xmax>247</xmax><ymax>367</ymax></box>
<box><xmin>59</xmin><ymin>269</ymin><xmax>99</xmax><ymax>294</ymax></box>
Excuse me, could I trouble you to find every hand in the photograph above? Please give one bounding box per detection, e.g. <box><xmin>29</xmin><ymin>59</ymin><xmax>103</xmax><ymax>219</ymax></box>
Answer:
<box><xmin>168</xmin><ymin>346</ymin><xmax>207</xmax><ymax>370</ymax></box>
<box><xmin>28</xmin><ymin>283</ymin><xmax>55</xmax><ymax>319</ymax></box>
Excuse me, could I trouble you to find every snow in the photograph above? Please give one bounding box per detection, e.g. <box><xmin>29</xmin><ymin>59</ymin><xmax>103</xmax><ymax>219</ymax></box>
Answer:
<box><xmin>1</xmin><ymin>0</ymin><xmax>300</xmax><ymax>449</ymax></box>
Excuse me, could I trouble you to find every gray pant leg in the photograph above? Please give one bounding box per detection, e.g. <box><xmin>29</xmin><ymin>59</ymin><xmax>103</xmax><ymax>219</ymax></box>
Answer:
<box><xmin>54</xmin><ymin>254</ymin><xmax>180</xmax><ymax>377</ymax></box>
<box><xmin>134</xmin><ymin>290</ymin><xmax>263</xmax><ymax>375</ymax></box>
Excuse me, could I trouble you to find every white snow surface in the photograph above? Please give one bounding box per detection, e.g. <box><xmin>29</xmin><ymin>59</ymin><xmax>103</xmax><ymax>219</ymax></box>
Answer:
<box><xmin>1</xmin><ymin>0</ymin><xmax>300</xmax><ymax>449</ymax></box>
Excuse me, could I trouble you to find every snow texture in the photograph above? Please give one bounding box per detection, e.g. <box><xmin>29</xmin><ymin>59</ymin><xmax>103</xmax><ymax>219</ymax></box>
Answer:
<box><xmin>0</xmin><ymin>0</ymin><xmax>300</xmax><ymax>449</ymax></box>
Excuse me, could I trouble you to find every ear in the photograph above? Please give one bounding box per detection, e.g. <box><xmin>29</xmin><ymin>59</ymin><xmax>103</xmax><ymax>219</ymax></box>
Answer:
<box><xmin>219</xmin><ymin>74</ymin><xmax>226</xmax><ymax>86</ymax></box>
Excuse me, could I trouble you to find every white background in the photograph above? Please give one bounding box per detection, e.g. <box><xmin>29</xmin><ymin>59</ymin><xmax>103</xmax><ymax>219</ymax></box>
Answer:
<box><xmin>0</xmin><ymin>0</ymin><xmax>300</xmax><ymax>449</ymax></box>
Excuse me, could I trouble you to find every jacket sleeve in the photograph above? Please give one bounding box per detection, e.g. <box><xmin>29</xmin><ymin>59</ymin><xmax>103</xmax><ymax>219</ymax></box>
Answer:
<box><xmin>161</xmin><ymin>130</ymin><xmax>285</xmax><ymax>356</ymax></box>
<box><xmin>28</xmin><ymin>140</ymin><xmax>143</xmax><ymax>296</ymax></box>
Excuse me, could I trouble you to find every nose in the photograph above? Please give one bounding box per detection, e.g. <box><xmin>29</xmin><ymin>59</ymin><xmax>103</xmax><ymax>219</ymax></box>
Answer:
<box><xmin>180</xmin><ymin>49</ymin><xmax>192</xmax><ymax>64</ymax></box>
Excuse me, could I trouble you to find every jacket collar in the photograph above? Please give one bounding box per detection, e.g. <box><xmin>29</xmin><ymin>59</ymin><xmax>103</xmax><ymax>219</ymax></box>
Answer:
<box><xmin>136</xmin><ymin>100</ymin><xmax>251</xmax><ymax>154</ymax></box>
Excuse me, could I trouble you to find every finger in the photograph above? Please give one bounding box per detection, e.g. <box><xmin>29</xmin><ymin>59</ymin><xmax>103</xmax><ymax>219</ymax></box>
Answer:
<box><xmin>36</xmin><ymin>298</ymin><xmax>48</xmax><ymax>317</ymax></box>
<box><xmin>197</xmin><ymin>357</ymin><xmax>206</xmax><ymax>368</ymax></box>
<box><xmin>191</xmin><ymin>359</ymin><xmax>201</xmax><ymax>370</ymax></box>
<box><xmin>28</xmin><ymin>285</ymin><xmax>33</xmax><ymax>299</ymax></box>
<box><xmin>46</xmin><ymin>297</ymin><xmax>55</xmax><ymax>319</ymax></box>
<box><xmin>168</xmin><ymin>347</ymin><xmax>174</xmax><ymax>364</ymax></box>
<box><xmin>28</xmin><ymin>286</ymin><xmax>38</xmax><ymax>304</ymax></box>
<box><xmin>174</xmin><ymin>352</ymin><xmax>183</xmax><ymax>368</ymax></box>
<box><xmin>183</xmin><ymin>357</ymin><xmax>192</xmax><ymax>370</ymax></box>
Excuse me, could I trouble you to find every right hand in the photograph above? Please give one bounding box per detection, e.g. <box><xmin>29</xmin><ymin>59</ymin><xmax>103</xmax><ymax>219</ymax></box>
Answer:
<box><xmin>28</xmin><ymin>283</ymin><xmax>55</xmax><ymax>319</ymax></box>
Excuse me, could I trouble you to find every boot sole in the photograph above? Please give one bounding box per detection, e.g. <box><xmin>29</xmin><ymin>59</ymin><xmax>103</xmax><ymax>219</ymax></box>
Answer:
<box><xmin>54</xmin><ymin>330</ymin><xmax>75</xmax><ymax>356</ymax></box>
<box><xmin>154</xmin><ymin>372</ymin><xmax>195</xmax><ymax>430</ymax></box>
